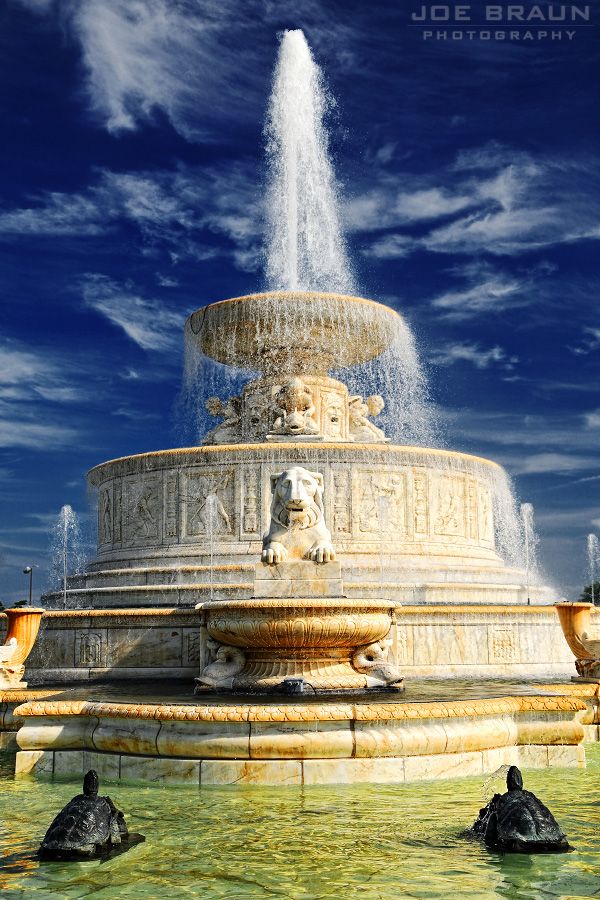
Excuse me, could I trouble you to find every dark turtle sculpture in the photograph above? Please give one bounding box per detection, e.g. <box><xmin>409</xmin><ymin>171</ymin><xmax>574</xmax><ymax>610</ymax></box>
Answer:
<box><xmin>38</xmin><ymin>769</ymin><xmax>143</xmax><ymax>861</ymax></box>
<box><xmin>470</xmin><ymin>766</ymin><xmax>571</xmax><ymax>853</ymax></box>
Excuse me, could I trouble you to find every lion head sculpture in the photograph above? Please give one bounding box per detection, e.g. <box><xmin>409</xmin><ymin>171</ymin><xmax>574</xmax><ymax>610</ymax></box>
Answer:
<box><xmin>270</xmin><ymin>467</ymin><xmax>324</xmax><ymax>530</ymax></box>
<box><xmin>262</xmin><ymin>466</ymin><xmax>335</xmax><ymax>564</ymax></box>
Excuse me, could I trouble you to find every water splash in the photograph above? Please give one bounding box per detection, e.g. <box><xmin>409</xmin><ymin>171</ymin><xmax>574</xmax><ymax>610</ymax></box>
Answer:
<box><xmin>520</xmin><ymin>502</ymin><xmax>540</xmax><ymax>602</ymax></box>
<box><xmin>264</xmin><ymin>29</ymin><xmax>355</xmax><ymax>293</ymax></box>
<box><xmin>49</xmin><ymin>505</ymin><xmax>86</xmax><ymax>608</ymax></box>
<box><xmin>588</xmin><ymin>533</ymin><xmax>600</xmax><ymax>604</ymax></box>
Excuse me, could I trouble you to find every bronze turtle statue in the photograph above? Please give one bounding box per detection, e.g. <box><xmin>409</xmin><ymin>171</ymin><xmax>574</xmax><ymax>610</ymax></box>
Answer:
<box><xmin>470</xmin><ymin>766</ymin><xmax>571</xmax><ymax>853</ymax></box>
<box><xmin>38</xmin><ymin>769</ymin><xmax>142</xmax><ymax>861</ymax></box>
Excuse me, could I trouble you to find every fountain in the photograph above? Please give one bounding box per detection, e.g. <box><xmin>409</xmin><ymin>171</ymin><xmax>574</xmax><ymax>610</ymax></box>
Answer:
<box><xmin>2</xmin><ymin>29</ymin><xmax>593</xmax><ymax>785</ymax></box>
<box><xmin>587</xmin><ymin>533</ymin><xmax>599</xmax><ymax>605</ymax></box>
<box><xmin>520</xmin><ymin>502</ymin><xmax>539</xmax><ymax>605</ymax></box>
<box><xmin>48</xmin><ymin>505</ymin><xmax>85</xmax><ymax>608</ymax></box>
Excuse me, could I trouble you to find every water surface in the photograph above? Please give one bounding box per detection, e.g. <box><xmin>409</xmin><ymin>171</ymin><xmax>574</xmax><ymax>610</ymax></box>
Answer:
<box><xmin>1</xmin><ymin>745</ymin><xmax>599</xmax><ymax>898</ymax></box>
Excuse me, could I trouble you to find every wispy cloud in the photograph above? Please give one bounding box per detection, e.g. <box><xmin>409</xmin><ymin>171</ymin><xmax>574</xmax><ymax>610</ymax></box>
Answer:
<box><xmin>0</xmin><ymin>340</ymin><xmax>84</xmax><ymax>449</ymax></box>
<box><xmin>81</xmin><ymin>274</ymin><xmax>187</xmax><ymax>352</ymax></box>
<box><xmin>16</xmin><ymin>0</ymin><xmax>269</xmax><ymax>139</ymax></box>
<box><xmin>430</xmin><ymin>342</ymin><xmax>517</xmax><ymax>370</ymax></box>
<box><xmin>356</xmin><ymin>144</ymin><xmax>600</xmax><ymax>260</ymax></box>
<box><xmin>0</xmin><ymin>163</ymin><xmax>262</xmax><ymax>270</ymax></box>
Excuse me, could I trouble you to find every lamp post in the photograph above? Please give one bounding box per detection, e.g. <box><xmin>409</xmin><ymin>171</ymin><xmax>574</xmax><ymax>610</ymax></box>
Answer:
<box><xmin>22</xmin><ymin>566</ymin><xmax>34</xmax><ymax>605</ymax></box>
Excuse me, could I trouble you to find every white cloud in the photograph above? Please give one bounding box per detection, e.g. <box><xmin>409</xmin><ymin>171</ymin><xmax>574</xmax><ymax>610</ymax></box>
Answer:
<box><xmin>0</xmin><ymin>340</ymin><xmax>85</xmax><ymax>449</ymax></box>
<box><xmin>0</xmin><ymin>163</ymin><xmax>262</xmax><ymax>269</ymax></box>
<box><xmin>0</xmin><ymin>193</ymin><xmax>105</xmax><ymax>236</ymax></box>
<box><xmin>346</xmin><ymin>184</ymin><xmax>472</xmax><ymax>232</ymax></box>
<box><xmin>430</xmin><ymin>342</ymin><xmax>516</xmax><ymax>370</ymax></box>
<box><xmin>570</xmin><ymin>327</ymin><xmax>600</xmax><ymax>356</ymax></box>
<box><xmin>511</xmin><ymin>453</ymin><xmax>599</xmax><ymax>476</ymax></box>
<box><xmin>81</xmin><ymin>274</ymin><xmax>186</xmax><ymax>351</ymax></box>
<box><xmin>17</xmin><ymin>0</ymin><xmax>264</xmax><ymax>139</ymax></box>
<box><xmin>429</xmin><ymin>274</ymin><xmax>524</xmax><ymax>319</ymax></box>
<box><xmin>584</xmin><ymin>409</ymin><xmax>600</xmax><ymax>429</ymax></box>
<box><xmin>357</xmin><ymin>146</ymin><xmax>600</xmax><ymax>259</ymax></box>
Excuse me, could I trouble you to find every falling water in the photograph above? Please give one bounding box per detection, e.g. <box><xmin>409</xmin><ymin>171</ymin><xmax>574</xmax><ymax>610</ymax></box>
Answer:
<box><xmin>520</xmin><ymin>503</ymin><xmax>539</xmax><ymax>603</ymax></box>
<box><xmin>49</xmin><ymin>505</ymin><xmax>85</xmax><ymax>607</ymax></box>
<box><xmin>264</xmin><ymin>29</ymin><xmax>355</xmax><ymax>293</ymax></box>
<box><xmin>588</xmin><ymin>533</ymin><xmax>600</xmax><ymax>604</ymax></box>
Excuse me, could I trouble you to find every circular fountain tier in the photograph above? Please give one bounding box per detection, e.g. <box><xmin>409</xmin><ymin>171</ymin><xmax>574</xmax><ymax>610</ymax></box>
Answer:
<box><xmin>187</xmin><ymin>291</ymin><xmax>401</xmax><ymax>374</ymax></box>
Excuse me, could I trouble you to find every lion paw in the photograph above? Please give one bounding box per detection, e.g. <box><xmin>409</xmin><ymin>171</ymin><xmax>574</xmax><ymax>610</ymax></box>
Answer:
<box><xmin>261</xmin><ymin>543</ymin><xmax>288</xmax><ymax>565</ymax></box>
<box><xmin>307</xmin><ymin>543</ymin><xmax>336</xmax><ymax>564</ymax></box>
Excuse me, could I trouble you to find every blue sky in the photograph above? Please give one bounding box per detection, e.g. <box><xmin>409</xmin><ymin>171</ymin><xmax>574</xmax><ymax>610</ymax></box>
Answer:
<box><xmin>0</xmin><ymin>0</ymin><xmax>598</xmax><ymax>603</ymax></box>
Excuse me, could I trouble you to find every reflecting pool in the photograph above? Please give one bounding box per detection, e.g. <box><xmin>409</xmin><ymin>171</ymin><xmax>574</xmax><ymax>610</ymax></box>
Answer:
<box><xmin>1</xmin><ymin>746</ymin><xmax>599</xmax><ymax>898</ymax></box>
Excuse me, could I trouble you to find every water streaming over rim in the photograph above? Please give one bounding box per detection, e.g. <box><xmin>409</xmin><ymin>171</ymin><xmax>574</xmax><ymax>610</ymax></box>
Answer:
<box><xmin>520</xmin><ymin>502</ymin><xmax>540</xmax><ymax>601</ymax></box>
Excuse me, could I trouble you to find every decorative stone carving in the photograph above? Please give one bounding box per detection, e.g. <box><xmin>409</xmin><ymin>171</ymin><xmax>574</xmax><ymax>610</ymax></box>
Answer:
<box><xmin>413</xmin><ymin>471</ymin><xmax>428</xmax><ymax>536</ymax></box>
<box><xmin>195</xmin><ymin>639</ymin><xmax>246</xmax><ymax>690</ymax></box>
<box><xmin>113</xmin><ymin>481</ymin><xmax>122</xmax><ymax>543</ymax></box>
<box><xmin>489</xmin><ymin>627</ymin><xmax>518</xmax><ymax>664</ymax></box>
<box><xmin>358</xmin><ymin>473</ymin><xmax>405</xmax><ymax>535</ymax></box>
<box><xmin>434</xmin><ymin>476</ymin><xmax>465</xmax><ymax>537</ymax></box>
<box><xmin>332</xmin><ymin>471</ymin><xmax>351</xmax><ymax>535</ymax></box>
<box><xmin>348</xmin><ymin>395</ymin><xmax>387</xmax><ymax>443</ymax></box>
<box><xmin>99</xmin><ymin>486</ymin><xmax>112</xmax><ymax>545</ymax></box>
<box><xmin>352</xmin><ymin>639</ymin><xmax>404</xmax><ymax>686</ymax></box>
<box><xmin>186</xmin><ymin>473</ymin><xmax>233</xmax><ymax>537</ymax></box>
<box><xmin>242</xmin><ymin>470</ymin><xmax>260</xmax><ymax>534</ymax></box>
<box><xmin>124</xmin><ymin>479</ymin><xmax>159</xmax><ymax>542</ymax></box>
<box><xmin>78</xmin><ymin>633</ymin><xmax>103</xmax><ymax>667</ymax></box>
<box><xmin>479</xmin><ymin>486</ymin><xmax>494</xmax><ymax>543</ymax></box>
<box><xmin>164</xmin><ymin>474</ymin><xmax>178</xmax><ymax>539</ymax></box>
<box><xmin>322</xmin><ymin>391</ymin><xmax>346</xmax><ymax>440</ymax></box>
<box><xmin>0</xmin><ymin>607</ymin><xmax>44</xmax><ymax>689</ymax></box>
<box><xmin>556</xmin><ymin>603</ymin><xmax>600</xmax><ymax>681</ymax></box>
<box><xmin>204</xmin><ymin>396</ymin><xmax>242</xmax><ymax>445</ymax></box>
<box><xmin>201</xmin><ymin>597</ymin><xmax>397</xmax><ymax>691</ymax></box>
<box><xmin>271</xmin><ymin>377</ymin><xmax>319</xmax><ymax>436</ymax></box>
<box><xmin>262</xmin><ymin>467</ymin><xmax>335</xmax><ymax>564</ymax></box>
<box><xmin>243</xmin><ymin>389</ymin><xmax>270</xmax><ymax>440</ymax></box>
<box><xmin>466</xmin><ymin>480</ymin><xmax>478</xmax><ymax>540</ymax></box>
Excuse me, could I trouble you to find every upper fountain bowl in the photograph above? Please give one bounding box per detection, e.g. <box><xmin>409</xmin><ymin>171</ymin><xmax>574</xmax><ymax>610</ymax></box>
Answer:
<box><xmin>187</xmin><ymin>291</ymin><xmax>402</xmax><ymax>374</ymax></box>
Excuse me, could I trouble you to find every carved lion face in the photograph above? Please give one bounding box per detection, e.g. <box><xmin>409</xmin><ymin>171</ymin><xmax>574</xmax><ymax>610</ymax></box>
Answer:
<box><xmin>270</xmin><ymin>467</ymin><xmax>324</xmax><ymax>527</ymax></box>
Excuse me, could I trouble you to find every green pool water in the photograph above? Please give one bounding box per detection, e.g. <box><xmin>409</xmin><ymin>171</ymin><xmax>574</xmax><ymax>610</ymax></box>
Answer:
<box><xmin>1</xmin><ymin>746</ymin><xmax>600</xmax><ymax>899</ymax></box>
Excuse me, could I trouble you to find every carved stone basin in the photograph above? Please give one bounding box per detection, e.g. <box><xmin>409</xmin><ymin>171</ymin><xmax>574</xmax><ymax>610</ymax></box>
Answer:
<box><xmin>555</xmin><ymin>602</ymin><xmax>600</xmax><ymax>679</ymax></box>
<box><xmin>187</xmin><ymin>291</ymin><xmax>401</xmax><ymax>374</ymax></box>
<box><xmin>202</xmin><ymin>597</ymin><xmax>397</xmax><ymax>691</ymax></box>
<box><xmin>1</xmin><ymin>607</ymin><xmax>45</xmax><ymax>689</ymax></box>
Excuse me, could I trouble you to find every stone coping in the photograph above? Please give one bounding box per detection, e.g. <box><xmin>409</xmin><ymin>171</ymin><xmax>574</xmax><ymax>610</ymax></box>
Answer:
<box><xmin>201</xmin><ymin>597</ymin><xmax>395</xmax><ymax>610</ymax></box>
<box><xmin>13</xmin><ymin>693</ymin><xmax>586</xmax><ymax>724</ymax></box>
<box><xmin>88</xmin><ymin>442</ymin><xmax>501</xmax><ymax>484</ymax></box>
<box><xmin>189</xmin><ymin>290</ymin><xmax>402</xmax><ymax>318</ymax></box>
<box><xmin>1</xmin><ymin>604</ymin><xmax>567</xmax><ymax>621</ymax></box>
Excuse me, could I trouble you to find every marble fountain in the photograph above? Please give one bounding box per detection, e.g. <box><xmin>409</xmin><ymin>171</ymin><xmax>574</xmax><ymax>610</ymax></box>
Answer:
<box><xmin>1</xmin><ymin>29</ymin><xmax>598</xmax><ymax>788</ymax></box>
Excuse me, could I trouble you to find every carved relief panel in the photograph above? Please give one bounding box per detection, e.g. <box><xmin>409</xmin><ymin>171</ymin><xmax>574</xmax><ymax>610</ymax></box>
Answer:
<box><xmin>478</xmin><ymin>485</ymin><xmax>494</xmax><ymax>546</ymax></box>
<box><xmin>488</xmin><ymin>627</ymin><xmax>518</xmax><ymax>664</ymax></box>
<box><xmin>123</xmin><ymin>477</ymin><xmax>160</xmax><ymax>545</ymax></box>
<box><xmin>321</xmin><ymin>388</ymin><xmax>348</xmax><ymax>440</ymax></box>
<box><xmin>433</xmin><ymin>475</ymin><xmax>466</xmax><ymax>538</ymax></box>
<box><xmin>164</xmin><ymin>472</ymin><xmax>178</xmax><ymax>540</ymax></box>
<box><xmin>98</xmin><ymin>482</ymin><xmax>112</xmax><ymax>546</ymax></box>
<box><xmin>331</xmin><ymin>469</ymin><xmax>352</xmax><ymax>536</ymax></box>
<box><xmin>241</xmin><ymin>468</ymin><xmax>260</xmax><ymax>536</ymax></box>
<box><xmin>356</xmin><ymin>470</ymin><xmax>407</xmax><ymax>537</ymax></box>
<box><xmin>466</xmin><ymin>479</ymin><xmax>478</xmax><ymax>541</ymax></box>
<box><xmin>182</xmin><ymin>469</ymin><xmax>236</xmax><ymax>540</ymax></box>
<box><xmin>412</xmin><ymin>470</ymin><xmax>429</xmax><ymax>538</ymax></box>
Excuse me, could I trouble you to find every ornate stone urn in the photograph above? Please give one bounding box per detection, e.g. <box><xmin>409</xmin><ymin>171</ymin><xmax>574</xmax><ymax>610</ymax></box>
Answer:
<box><xmin>556</xmin><ymin>602</ymin><xmax>600</xmax><ymax>680</ymax></box>
<box><xmin>0</xmin><ymin>607</ymin><xmax>44</xmax><ymax>689</ymax></box>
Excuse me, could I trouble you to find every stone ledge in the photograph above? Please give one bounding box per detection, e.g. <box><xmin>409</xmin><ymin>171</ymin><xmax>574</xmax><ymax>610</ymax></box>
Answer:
<box><xmin>14</xmin><ymin>743</ymin><xmax>585</xmax><ymax>786</ymax></box>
